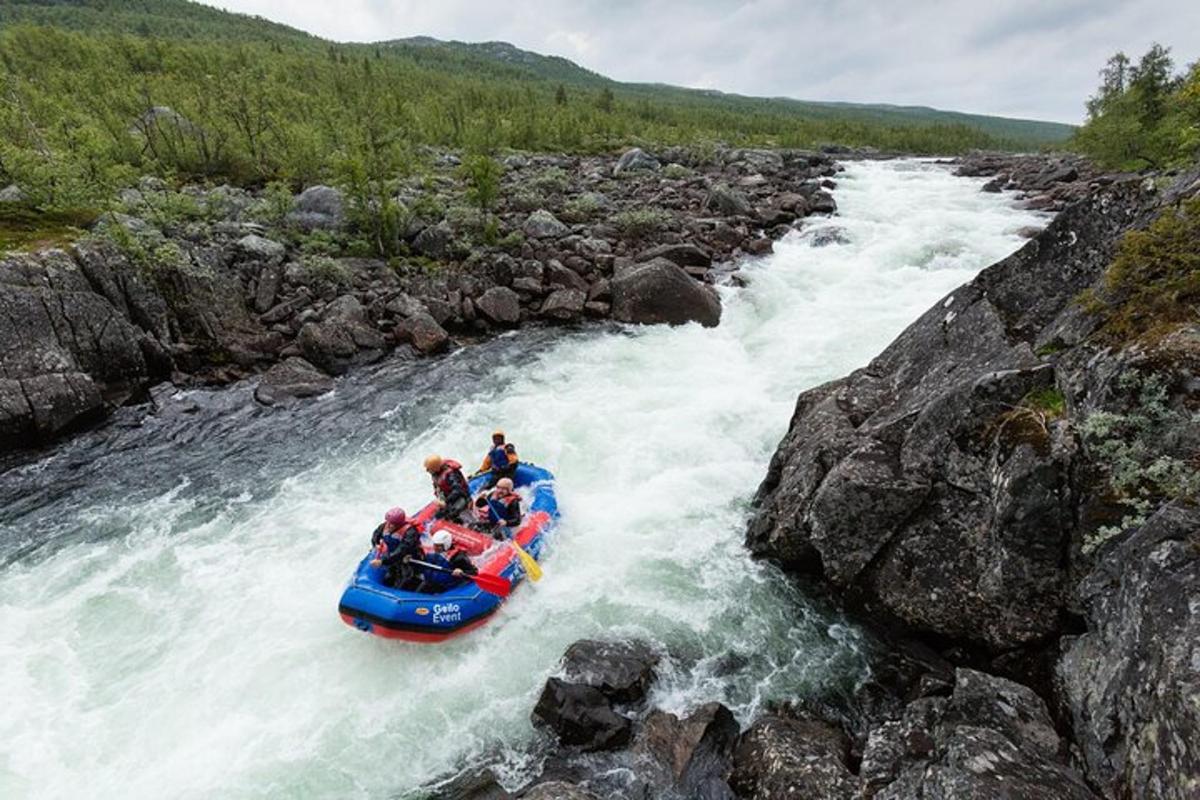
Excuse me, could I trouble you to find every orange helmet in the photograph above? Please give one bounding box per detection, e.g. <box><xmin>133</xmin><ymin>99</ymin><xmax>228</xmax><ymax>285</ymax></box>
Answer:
<box><xmin>423</xmin><ymin>454</ymin><xmax>443</xmax><ymax>473</ymax></box>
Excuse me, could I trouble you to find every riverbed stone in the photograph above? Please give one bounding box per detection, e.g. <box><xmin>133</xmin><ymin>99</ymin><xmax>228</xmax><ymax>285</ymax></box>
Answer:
<box><xmin>611</xmin><ymin>257</ymin><xmax>722</xmax><ymax>328</ymax></box>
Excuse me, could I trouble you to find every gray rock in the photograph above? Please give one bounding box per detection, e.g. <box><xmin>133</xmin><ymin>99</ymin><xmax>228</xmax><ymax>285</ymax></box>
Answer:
<box><xmin>521</xmin><ymin>782</ymin><xmax>599</xmax><ymax>800</ymax></box>
<box><xmin>474</xmin><ymin>286</ymin><xmax>521</xmax><ymax>326</ymax></box>
<box><xmin>559</xmin><ymin>639</ymin><xmax>659</xmax><ymax>705</ymax></box>
<box><xmin>613</xmin><ymin>147</ymin><xmax>661</xmax><ymax>175</ymax></box>
<box><xmin>296</xmin><ymin>296</ymin><xmax>385</xmax><ymax>375</ymax></box>
<box><xmin>531</xmin><ymin>678</ymin><xmax>632</xmax><ymax>751</ymax></box>
<box><xmin>235</xmin><ymin>234</ymin><xmax>285</xmax><ymax>264</ymax></box>
<box><xmin>0</xmin><ymin>184</ymin><xmax>25</xmax><ymax>203</ymax></box>
<box><xmin>707</xmin><ymin>185</ymin><xmax>752</xmax><ymax>217</ymax></box>
<box><xmin>540</xmin><ymin>288</ymin><xmax>586</xmax><ymax>321</ymax></box>
<box><xmin>413</xmin><ymin>222</ymin><xmax>455</xmax><ymax>259</ymax></box>
<box><xmin>254</xmin><ymin>262</ymin><xmax>284</xmax><ymax>313</ymax></box>
<box><xmin>523</xmin><ymin>210</ymin><xmax>570</xmax><ymax>239</ymax></box>
<box><xmin>1057</xmin><ymin>503</ymin><xmax>1200</xmax><ymax>800</ymax></box>
<box><xmin>253</xmin><ymin>357</ymin><xmax>333</xmax><ymax>406</ymax></box>
<box><xmin>726</xmin><ymin>148</ymin><xmax>784</xmax><ymax>173</ymax></box>
<box><xmin>288</xmin><ymin>185</ymin><xmax>344</xmax><ymax>232</ymax></box>
<box><xmin>401</xmin><ymin>312</ymin><xmax>450</xmax><ymax>355</ymax></box>
<box><xmin>730</xmin><ymin>715</ymin><xmax>858</xmax><ymax>800</ymax></box>
<box><xmin>801</xmin><ymin>226</ymin><xmax>851</xmax><ymax>247</ymax></box>
<box><xmin>611</xmin><ymin>257</ymin><xmax>722</xmax><ymax>328</ymax></box>
<box><xmin>544</xmin><ymin>260</ymin><xmax>589</xmax><ymax>292</ymax></box>
<box><xmin>634</xmin><ymin>703</ymin><xmax>739</xmax><ymax>796</ymax></box>
<box><xmin>636</xmin><ymin>242</ymin><xmax>712</xmax><ymax>268</ymax></box>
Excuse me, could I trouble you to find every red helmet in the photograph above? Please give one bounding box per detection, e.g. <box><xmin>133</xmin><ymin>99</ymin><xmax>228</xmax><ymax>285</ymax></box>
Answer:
<box><xmin>384</xmin><ymin>507</ymin><xmax>407</xmax><ymax>525</ymax></box>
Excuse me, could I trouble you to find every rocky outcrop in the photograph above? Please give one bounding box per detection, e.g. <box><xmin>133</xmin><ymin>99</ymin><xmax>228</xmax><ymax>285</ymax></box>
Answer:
<box><xmin>953</xmin><ymin>151</ymin><xmax>1111</xmax><ymax>213</ymax></box>
<box><xmin>296</xmin><ymin>295</ymin><xmax>385</xmax><ymax>375</ymax></box>
<box><xmin>1057</xmin><ymin>503</ymin><xmax>1200</xmax><ymax>800</ymax></box>
<box><xmin>746</xmin><ymin>178</ymin><xmax>1159</xmax><ymax>653</ymax></box>
<box><xmin>611</xmin><ymin>258</ymin><xmax>722</xmax><ymax>328</ymax></box>
<box><xmin>731</xmin><ymin>714</ymin><xmax>858</xmax><ymax>799</ymax></box>
<box><xmin>613</xmin><ymin>147</ymin><xmax>661</xmax><ymax>175</ymax></box>
<box><xmin>253</xmin><ymin>357</ymin><xmax>333</xmax><ymax>406</ymax></box>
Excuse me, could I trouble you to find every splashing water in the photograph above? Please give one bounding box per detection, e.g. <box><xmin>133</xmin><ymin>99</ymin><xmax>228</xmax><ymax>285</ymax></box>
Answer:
<box><xmin>0</xmin><ymin>160</ymin><xmax>1048</xmax><ymax>799</ymax></box>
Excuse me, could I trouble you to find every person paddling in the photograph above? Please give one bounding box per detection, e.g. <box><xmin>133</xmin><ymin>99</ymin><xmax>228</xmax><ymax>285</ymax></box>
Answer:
<box><xmin>474</xmin><ymin>477</ymin><xmax>522</xmax><ymax>538</ymax></box>
<box><xmin>415</xmin><ymin>530</ymin><xmax>478</xmax><ymax>593</ymax></box>
<box><xmin>369</xmin><ymin>507</ymin><xmax>422</xmax><ymax>589</ymax></box>
<box><xmin>425</xmin><ymin>454</ymin><xmax>470</xmax><ymax>521</ymax></box>
<box><xmin>478</xmin><ymin>430</ymin><xmax>518</xmax><ymax>488</ymax></box>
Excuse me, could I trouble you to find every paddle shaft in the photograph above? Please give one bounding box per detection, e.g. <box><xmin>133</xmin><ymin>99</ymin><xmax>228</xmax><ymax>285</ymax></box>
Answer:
<box><xmin>407</xmin><ymin>558</ymin><xmax>511</xmax><ymax>597</ymax></box>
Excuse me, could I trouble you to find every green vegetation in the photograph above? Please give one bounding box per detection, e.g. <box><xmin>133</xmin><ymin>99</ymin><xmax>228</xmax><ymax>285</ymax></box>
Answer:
<box><xmin>991</xmin><ymin>386</ymin><xmax>1066</xmax><ymax>456</ymax></box>
<box><xmin>1080</xmin><ymin>196</ymin><xmax>1200</xmax><ymax>341</ymax></box>
<box><xmin>1079</xmin><ymin>371</ymin><xmax>1200</xmax><ymax>552</ymax></box>
<box><xmin>0</xmin><ymin>204</ymin><xmax>96</xmax><ymax>252</ymax></box>
<box><xmin>0</xmin><ymin>0</ymin><xmax>1076</xmax><ymax>230</ymax></box>
<box><xmin>1073</xmin><ymin>44</ymin><xmax>1200</xmax><ymax>170</ymax></box>
<box><xmin>611</xmin><ymin>208</ymin><xmax>670</xmax><ymax>239</ymax></box>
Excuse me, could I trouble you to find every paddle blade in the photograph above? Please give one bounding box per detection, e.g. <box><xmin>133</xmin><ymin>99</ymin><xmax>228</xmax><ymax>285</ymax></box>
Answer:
<box><xmin>511</xmin><ymin>541</ymin><xmax>543</xmax><ymax>582</ymax></box>
<box><xmin>471</xmin><ymin>572</ymin><xmax>512</xmax><ymax>597</ymax></box>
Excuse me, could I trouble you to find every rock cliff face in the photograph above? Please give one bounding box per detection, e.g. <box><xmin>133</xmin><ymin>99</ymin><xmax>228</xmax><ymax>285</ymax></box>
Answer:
<box><xmin>748</xmin><ymin>165</ymin><xmax>1200</xmax><ymax>798</ymax></box>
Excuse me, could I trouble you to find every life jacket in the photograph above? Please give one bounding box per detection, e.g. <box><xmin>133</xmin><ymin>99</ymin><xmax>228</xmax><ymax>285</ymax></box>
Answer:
<box><xmin>434</xmin><ymin>460</ymin><xmax>467</xmax><ymax>499</ymax></box>
<box><xmin>425</xmin><ymin>546</ymin><xmax>467</xmax><ymax>585</ymax></box>
<box><xmin>487</xmin><ymin>445</ymin><xmax>511</xmax><ymax>471</ymax></box>
<box><xmin>487</xmin><ymin>490</ymin><xmax>521</xmax><ymax>524</ymax></box>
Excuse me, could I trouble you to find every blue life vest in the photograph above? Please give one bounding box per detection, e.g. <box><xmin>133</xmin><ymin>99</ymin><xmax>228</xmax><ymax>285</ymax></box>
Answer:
<box><xmin>488</xmin><ymin>445</ymin><xmax>511</xmax><ymax>471</ymax></box>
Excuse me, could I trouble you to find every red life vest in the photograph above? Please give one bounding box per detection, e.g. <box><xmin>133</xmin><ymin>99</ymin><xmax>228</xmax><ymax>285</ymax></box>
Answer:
<box><xmin>434</xmin><ymin>460</ymin><xmax>466</xmax><ymax>499</ymax></box>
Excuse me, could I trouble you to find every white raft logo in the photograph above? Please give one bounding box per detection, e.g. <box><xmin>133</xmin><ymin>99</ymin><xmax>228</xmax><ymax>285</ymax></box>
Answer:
<box><xmin>432</xmin><ymin>603</ymin><xmax>462</xmax><ymax>625</ymax></box>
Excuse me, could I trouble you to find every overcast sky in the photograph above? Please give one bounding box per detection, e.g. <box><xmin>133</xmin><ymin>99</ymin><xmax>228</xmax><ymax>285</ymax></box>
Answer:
<box><xmin>200</xmin><ymin>1</ymin><xmax>1200</xmax><ymax>124</ymax></box>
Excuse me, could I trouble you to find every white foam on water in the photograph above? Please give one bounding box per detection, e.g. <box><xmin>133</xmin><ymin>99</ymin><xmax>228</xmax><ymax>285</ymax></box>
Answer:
<box><xmin>0</xmin><ymin>160</ymin><xmax>1047</xmax><ymax>799</ymax></box>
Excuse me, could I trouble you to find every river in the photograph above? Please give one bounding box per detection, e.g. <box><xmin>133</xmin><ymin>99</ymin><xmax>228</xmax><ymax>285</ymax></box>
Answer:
<box><xmin>0</xmin><ymin>159</ymin><xmax>1048</xmax><ymax>799</ymax></box>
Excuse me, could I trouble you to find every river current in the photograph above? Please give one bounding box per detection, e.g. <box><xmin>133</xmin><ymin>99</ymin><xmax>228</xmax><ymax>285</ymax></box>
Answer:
<box><xmin>0</xmin><ymin>160</ymin><xmax>1047</xmax><ymax>799</ymax></box>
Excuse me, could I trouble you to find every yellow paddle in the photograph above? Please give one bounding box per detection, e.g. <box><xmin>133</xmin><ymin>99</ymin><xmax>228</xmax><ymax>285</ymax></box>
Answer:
<box><xmin>510</xmin><ymin>539</ymin><xmax>543</xmax><ymax>582</ymax></box>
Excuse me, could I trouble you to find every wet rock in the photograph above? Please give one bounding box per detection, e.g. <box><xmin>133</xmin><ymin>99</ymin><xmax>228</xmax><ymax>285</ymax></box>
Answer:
<box><xmin>560</xmin><ymin>639</ymin><xmax>659</xmax><ymax>705</ymax></box>
<box><xmin>540</xmin><ymin>288</ymin><xmax>586</xmax><ymax>321</ymax></box>
<box><xmin>288</xmin><ymin>185</ymin><xmax>344</xmax><ymax>232</ymax></box>
<box><xmin>613</xmin><ymin>147</ymin><xmax>661</xmax><ymax>175</ymax></box>
<box><xmin>474</xmin><ymin>286</ymin><xmax>521</xmax><ymax>326</ymax></box>
<box><xmin>1057</xmin><ymin>503</ymin><xmax>1200</xmax><ymax>800</ymax></box>
<box><xmin>802</xmin><ymin>226</ymin><xmax>851</xmax><ymax>247</ymax></box>
<box><xmin>531</xmin><ymin>678</ymin><xmax>633</xmax><ymax>751</ymax></box>
<box><xmin>253</xmin><ymin>357</ymin><xmax>333</xmax><ymax>406</ymax></box>
<box><xmin>523</xmin><ymin>210</ymin><xmax>570</xmax><ymax>239</ymax></box>
<box><xmin>423</xmin><ymin>767</ymin><xmax>511</xmax><ymax>800</ymax></box>
<box><xmin>634</xmin><ymin>703</ymin><xmax>739</xmax><ymax>795</ymax></box>
<box><xmin>730</xmin><ymin>715</ymin><xmax>858</xmax><ymax>800</ymax></box>
<box><xmin>808</xmin><ymin>190</ymin><xmax>838</xmax><ymax>214</ymax></box>
<box><xmin>611</xmin><ymin>257</ymin><xmax>722</xmax><ymax>328</ymax></box>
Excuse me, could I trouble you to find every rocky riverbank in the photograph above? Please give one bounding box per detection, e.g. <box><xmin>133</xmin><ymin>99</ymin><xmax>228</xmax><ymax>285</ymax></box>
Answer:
<box><xmin>416</xmin><ymin>157</ymin><xmax>1199</xmax><ymax>799</ymax></box>
<box><xmin>746</xmin><ymin>158</ymin><xmax>1200</xmax><ymax>799</ymax></box>
<box><xmin>0</xmin><ymin>146</ymin><xmax>841</xmax><ymax>453</ymax></box>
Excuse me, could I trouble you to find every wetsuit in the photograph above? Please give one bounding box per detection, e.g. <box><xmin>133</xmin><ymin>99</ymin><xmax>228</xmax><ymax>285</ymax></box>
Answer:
<box><xmin>416</xmin><ymin>548</ymin><xmax>478</xmax><ymax>594</ymax></box>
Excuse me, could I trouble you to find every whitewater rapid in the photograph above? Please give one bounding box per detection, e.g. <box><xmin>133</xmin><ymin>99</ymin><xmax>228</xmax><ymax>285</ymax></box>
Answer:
<box><xmin>0</xmin><ymin>160</ymin><xmax>1048</xmax><ymax>799</ymax></box>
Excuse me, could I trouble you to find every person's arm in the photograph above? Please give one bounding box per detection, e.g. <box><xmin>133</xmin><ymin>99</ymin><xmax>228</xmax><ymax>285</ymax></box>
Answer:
<box><xmin>450</xmin><ymin>552</ymin><xmax>478</xmax><ymax>576</ymax></box>
<box><xmin>479</xmin><ymin>453</ymin><xmax>492</xmax><ymax>472</ymax></box>
<box><xmin>505</xmin><ymin>500</ymin><xmax>522</xmax><ymax>528</ymax></box>
<box><xmin>371</xmin><ymin>523</ymin><xmax>385</xmax><ymax>547</ymax></box>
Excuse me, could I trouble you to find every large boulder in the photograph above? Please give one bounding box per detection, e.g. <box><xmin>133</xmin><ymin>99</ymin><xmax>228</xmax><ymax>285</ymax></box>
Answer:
<box><xmin>611</xmin><ymin>257</ymin><xmax>721</xmax><ymax>328</ymax></box>
<box><xmin>523</xmin><ymin>210</ymin><xmax>570</xmax><ymax>239</ymax></box>
<box><xmin>1057</xmin><ymin>503</ymin><xmax>1200</xmax><ymax>800</ymax></box>
<box><xmin>540</xmin><ymin>288</ymin><xmax>586</xmax><ymax>321</ymax></box>
<box><xmin>474</xmin><ymin>286</ymin><xmax>521</xmax><ymax>326</ymax></box>
<box><xmin>253</xmin><ymin>357</ymin><xmax>333</xmax><ymax>406</ymax></box>
<box><xmin>633</xmin><ymin>703</ymin><xmax>739</xmax><ymax>796</ymax></box>
<box><xmin>413</xmin><ymin>221</ymin><xmax>454</xmax><ymax>259</ymax></box>
<box><xmin>521</xmin><ymin>782</ymin><xmax>599</xmax><ymax>800</ymax></box>
<box><xmin>613</xmin><ymin>147</ymin><xmax>661</xmax><ymax>176</ymax></box>
<box><xmin>400</xmin><ymin>312</ymin><xmax>451</xmax><ymax>355</ymax></box>
<box><xmin>636</xmin><ymin>242</ymin><xmax>712</xmax><ymax>268</ymax></box>
<box><xmin>706</xmin><ymin>185</ymin><xmax>753</xmax><ymax>217</ymax></box>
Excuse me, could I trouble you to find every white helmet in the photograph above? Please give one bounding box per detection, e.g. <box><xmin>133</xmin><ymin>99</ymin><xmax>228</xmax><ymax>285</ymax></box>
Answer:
<box><xmin>432</xmin><ymin>530</ymin><xmax>453</xmax><ymax>550</ymax></box>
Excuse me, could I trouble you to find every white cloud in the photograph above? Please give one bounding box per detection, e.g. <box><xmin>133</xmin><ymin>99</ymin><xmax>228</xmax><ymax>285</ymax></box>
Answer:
<box><xmin>201</xmin><ymin>0</ymin><xmax>1200</xmax><ymax>123</ymax></box>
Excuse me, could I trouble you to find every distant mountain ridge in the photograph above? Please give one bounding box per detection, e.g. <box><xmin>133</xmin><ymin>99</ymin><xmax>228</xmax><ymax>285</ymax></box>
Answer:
<box><xmin>0</xmin><ymin>0</ymin><xmax>1075</xmax><ymax>147</ymax></box>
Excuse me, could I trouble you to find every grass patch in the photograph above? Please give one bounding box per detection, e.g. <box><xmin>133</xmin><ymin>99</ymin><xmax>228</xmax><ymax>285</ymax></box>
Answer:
<box><xmin>0</xmin><ymin>205</ymin><xmax>97</xmax><ymax>252</ymax></box>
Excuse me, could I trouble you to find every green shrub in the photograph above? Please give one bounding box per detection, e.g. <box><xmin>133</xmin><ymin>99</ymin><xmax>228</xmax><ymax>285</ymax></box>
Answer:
<box><xmin>458</xmin><ymin>154</ymin><xmax>503</xmax><ymax>214</ymax></box>
<box><xmin>562</xmin><ymin>192</ymin><xmax>605</xmax><ymax>222</ymax></box>
<box><xmin>662</xmin><ymin>163</ymin><xmax>694</xmax><ymax>179</ymax></box>
<box><xmin>1079</xmin><ymin>370</ymin><xmax>1200</xmax><ymax>552</ymax></box>
<box><xmin>251</xmin><ymin>180</ymin><xmax>295</xmax><ymax>225</ymax></box>
<box><xmin>508</xmin><ymin>189</ymin><xmax>546</xmax><ymax>213</ymax></box>
<box><xmin>0</xmin><ymin>206</ymin><xmax>96</xmax><ymax>252</ymax></box>
<box><xmin>1083</xmin><ymin>196</ymin><xmax>1200</xmax><ymax>342</ymax></box>
<box><xmin>611</xmin><ymin>207</ymin><xmax>670</xmax><ymax>238</ymax></box>
<box><xmin>298</xmin><ymin>254</ymin><xmax>352</xmax><ymax>289</ymax></box>
<box><xmin>530</xmin><ymin>167</ymin><xmax>570</xmax><ymax>194</ymax></box>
